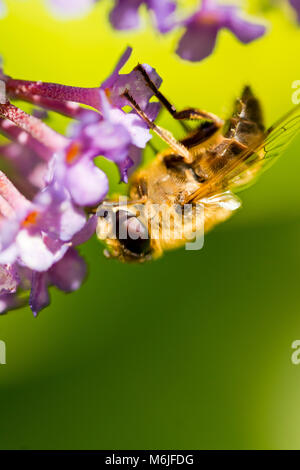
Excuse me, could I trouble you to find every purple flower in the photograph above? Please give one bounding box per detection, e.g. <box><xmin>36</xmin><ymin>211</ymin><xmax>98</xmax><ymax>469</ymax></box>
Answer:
<box><xmin>2</xmin><ymin>47</ymin><xmax>162</xmax><ymax>121</ymax></box>
<box><xmin>176</xmin><ymin>0</ymin><xmax>266</xmax><ymax>62</ymax></box>
<box><xmin>49</xmin><ymin>145</ymin><xmax>109</xmax><ymax>207</ymax></box>
<box><xmin>29</xmin><ymin>247</ymin><xmax>87</xmax><ymax>316</ymax></box>
<box><xmin>0</xmin><ymin>116</ymin><xmax>52</xmax><ymax>198</ymax></box>
<box><xmin>46</xmin><ymin>0</ymin><xmax>98</xmax><ymax>19</ymax></box>
<box><xmin>290</xmin><ymin>0</ymin><xmax>300</xmax><ymax>23</ymax></box>
<box><xmin>0</xmin><ymin>293</ymin><xmax>24</xmax><ymax>314</ymax></box>
<box><xmin>100</xmin><ymin>47</ymin><xmax>162</xmax><ymax>114</ymax></box>
<box><xmin>0</xmin><ymin>101</ymin><xmax>91</xmax><ymax>316</ymax></box>
<box><xmin>0</xmin><ymin>141</ymin><xmax>48</xmax><ymax>198</ymax></box>
<box><xmin>0</xmin><ymin>49</ymin><xmax>164</xmax><ymax>316</ymax></box>
<box><xmin>0</xmin><ymin>171</ymin><xmax>86</xmax><ymax>272</ymax></box>
<box><xmin>0</xmin><ymin>247</ymin><xmax>87</xmax><ymax>316</ymax></box>
<box><xmin>109</xmin><ymin>0</ymin><xmax>176</xmax><ymax>33</ymax></box>
<box><xmin>62</xmin><ymin>91</ymin><xmax>154</xmax><ymax>188</ymax></box>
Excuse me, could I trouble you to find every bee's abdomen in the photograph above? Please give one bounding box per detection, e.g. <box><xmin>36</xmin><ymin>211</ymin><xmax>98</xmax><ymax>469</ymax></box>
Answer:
<box><xmin>224</xmin><ymin>85</ymin><xmax>265</xmax><ymax>146</ymax></box>
<box><xmin>198</xmin><ymin>86</ymin><xmax>265</xmax><ymax>180</ymax></box>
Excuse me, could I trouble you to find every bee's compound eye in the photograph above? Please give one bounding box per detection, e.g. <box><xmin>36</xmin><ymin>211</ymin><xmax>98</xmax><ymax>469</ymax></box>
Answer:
<box><xmin>116</xmin><ymin>210</ymin><xmax>150</xmax><ymax>255</ymax></box>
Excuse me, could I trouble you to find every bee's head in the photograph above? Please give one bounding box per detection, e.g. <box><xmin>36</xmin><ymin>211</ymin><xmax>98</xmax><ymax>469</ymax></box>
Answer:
<box><xmin>96</xmin><ymin>202</ymin><xmax>154</xmax><ymax>263</ymax></box>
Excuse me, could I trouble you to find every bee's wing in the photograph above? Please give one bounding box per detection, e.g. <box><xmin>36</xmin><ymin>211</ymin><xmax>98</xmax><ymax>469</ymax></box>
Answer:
<box><xmin>230</xmin><ymin>103</ymin><xmax>300</xmax><ymax>192</ymax></box>
<box><xmin>188</xmin><ymin>103</ymin><xmax>300</xmax><ymax>202</ymax></box>
<box><xmin>201</xmin><ymin>190</ymin><xmax>242</xmax><ymax>211</ymax></box>
<box><xmin>197</xmin><ymin>190</ymin><xmax>242</xmax><ymax>234</ymax></box>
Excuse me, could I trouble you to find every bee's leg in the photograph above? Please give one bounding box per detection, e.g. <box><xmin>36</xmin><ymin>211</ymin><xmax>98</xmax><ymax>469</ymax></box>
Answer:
<box><xmin>173</xmin><ymin>108</ymin><xmax>223</xmax><ymax>127</ymax></box>
<box><xmin>123</xmin><ymin>90</ymin><xmax>193</xmax><ymax>163</ymax></box>
<box><xmin>180</xmin><ymin>119</ymin><xmax>223</xmax><ymax>150</ymax></box>
<box><xmin>135</xmin><ymin>64</ymin><xmax>223</xmax><ymax>127</ymax></box>
<box><xmin>135</xmin><ymin>64</ymin><xmax>189</xmax><ymax>131</ymax></box>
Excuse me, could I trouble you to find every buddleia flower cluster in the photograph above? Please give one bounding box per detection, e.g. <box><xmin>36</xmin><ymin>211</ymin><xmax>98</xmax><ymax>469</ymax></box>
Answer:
<box><xmin>0</xmin><ymin>48</ymin><xmax>162</xmax><ymax>315</ymax></box>
<box><xmin>47</xmin><ymin>0</ymin><xmax>269</xmax><ymax>62</ymax></box>
<box><xmin>0</xmin><ymin>0</ymin><xmax>281</xmax><ymax>62</ymax></box>
<box><xmin>15</xmin><ymin>0</ymin><xmax>300</xmax><ymax>62</ymax></box>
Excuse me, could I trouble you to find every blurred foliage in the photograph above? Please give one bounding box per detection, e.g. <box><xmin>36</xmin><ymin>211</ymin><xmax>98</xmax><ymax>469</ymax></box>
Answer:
<box><xmin>0</xmin><ymin>0</ymin><xmax>300</xmax><ymax>450</ymax></box>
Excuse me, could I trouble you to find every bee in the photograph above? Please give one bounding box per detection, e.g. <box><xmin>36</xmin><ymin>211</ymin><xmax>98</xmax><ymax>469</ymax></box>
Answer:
<box><xmin>97</xmin><ymin>65</ymin><xmax>300</xmax><ymax>263</ymax></box>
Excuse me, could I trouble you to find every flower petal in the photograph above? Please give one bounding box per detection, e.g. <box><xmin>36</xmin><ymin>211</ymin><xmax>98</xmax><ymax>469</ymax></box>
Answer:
<box><xmin>109</xmin><ymin>0</ymin><xmax>142</xmax><ymax>30</ymax></box>
<box><xmin>102</xmin><ymin>63</ymin><xmax>163</xmax><ymax>111</ymax></box>
<box><xmin>59</xmin><ymin>204</ymin><xmax>87</xmax><ymax>241</ymax></box>
<box><xmin>290</xmin><ymin>0</ymin><xmax>300</xmax><ymax>23</ymax></box>
<box><xmin>148</xmin><ymin>0</ymin><xmax>177</xmax><ymax>33</ymax></box>
<box><xmin>84</xmin><ymin>121</ymin><xmax>131</xmax><ymax>159</ymax></box>
<box><xmin>33</xmin><ymin>182</ymin><xmax>87</xmax><ymax>241</ymax></box>
<box><xmin>226</xmin><ymin>12</ymin><xmax>266</xmax><ymax>44</ymax></box>
<box><xmin>101</xmin><ymin>47</ymin><xmax>133</xmax><ymax>90</ymax></box>
<box><xmin>145</xmin><ymin>102</ymin><xmax>161</xmax><ymax>122</ymax></box>
<box><xmin>176</xmin><ymin>24</ymin><xmax>219</xmax><ymax>62</ymax></box>
<box><xmin>118</xmin><ymin>145</ymin><xmax>143</xmax><ymax>183</ymax></box>
<box><xmin>0</xmin><ymin>243</ymin><xmax>18</xmax><ymax>265</ymax></box>
<box><xmin>66</xmin><ymin>159</ymin><xmax>109</xmax><ymax>206</ymax></box>
<box><xmin>49</xmin><ymin>248</ymin><xmax>87</xmax><ymax>292</ymax></box>
<box><xmin>0</xmin><ymin>293</ymin><xmax>25</xmax><ymax>314</ymax></box>
<box><xmin>29</xmin><ymin>271</ymin><xmax>50</xmax><ymax>317</ymax></box>
<box><xmin>109</xmin><ymin>109</ymin><xmax>151</xmax><ymax>148</ymax></box>
<box><xmin>40</xmin><ymin>198</ymin><xmax>86</xmax><ymax>242</ymax></box>
<box><xmin>72</xmin><ymin>215</ymin><xmax>98</xmax><ymax>246</ymax></box>
<box><xmin>16</xmin><ymin>230</ymin><xmax>67</xmax><ymax>272</ymax></box>
<box><xmin>0</xmin><ymin>218</ymin><xmax>20</xmax><ymax>254</ymax></box>
<box><xmin>118</xmin><ymin>155</ymin><xmax>134</xmax><ymax>183</ymax></box>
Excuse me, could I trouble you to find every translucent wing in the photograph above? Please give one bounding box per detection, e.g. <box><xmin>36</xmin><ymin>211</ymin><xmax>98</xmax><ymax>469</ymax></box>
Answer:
<box><xmin>229</xmin><ymin>103</ymin><xmax>300</xmax><ymax>192</ymax></box>
<box><xmin>199</xmin><ymin>191</ymin><xmax>242</xmax><ymax>235</ymax></box>
<box><xmin>201</xmin><ymin>191</ymin><xmax>242</xmax><ymax>211</ymax></box>
<box><xmin>188</xmin><ymin>103</ymin><xmax>300</xmax><ymax>202</ymax></box>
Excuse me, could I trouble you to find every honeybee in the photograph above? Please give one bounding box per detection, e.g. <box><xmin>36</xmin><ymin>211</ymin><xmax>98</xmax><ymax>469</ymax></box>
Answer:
<box><xmin>97</xmin><ymin>65</ymin><xmax>300</xmax><ymax>262</ymax></box>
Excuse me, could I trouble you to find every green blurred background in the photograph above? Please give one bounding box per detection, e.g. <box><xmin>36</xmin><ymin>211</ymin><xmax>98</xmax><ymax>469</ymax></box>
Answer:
<box><xmin>0</xmin><ymin>0</ymin><xmax>300</xmax><ymax>450</ymax></box>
